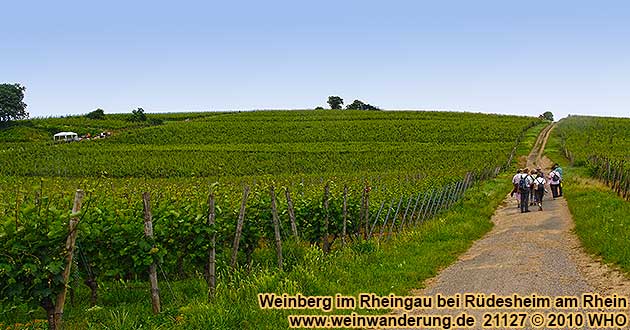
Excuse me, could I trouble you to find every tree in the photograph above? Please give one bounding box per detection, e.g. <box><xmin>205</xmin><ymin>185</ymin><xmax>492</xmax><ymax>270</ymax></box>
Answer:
<box><xmin>0</xmin><ymin>83</ymin><xmax>28</xmax><ymax>122</ymax></box>
<box><xmin>86</xmin><ymin>108</ymin><xmax>105</xmax><ymax>120</ymax></box>
<box><xmin>346</xmin><ymin>99</ymin><xmax>366</xmax><ymax>110</ymax></box>
<box><xmin>540</xmin><ymin>111</ymin><xmax>554</xmax><ymax>121</ymax></box>
<box><xmin>129</xmin><ymin>107</ymin><xmax>147</xmax><ymax>122</ymax></box>
<box><xmin>327</xmin><ymin>96</ymin><xmax>343</xmax><ymax>110</ymax></box>
<box><xmin>314</xmin><ymin>106</ymin><xmax>325</xmax><ymax>110</ymax></box>
<box><xmin>346</xmin><ymin>99</ymin><xmax>380</xmax><ymax>110</ymax></box>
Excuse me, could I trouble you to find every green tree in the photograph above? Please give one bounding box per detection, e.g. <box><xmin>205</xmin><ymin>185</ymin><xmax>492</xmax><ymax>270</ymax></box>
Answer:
<box><xmin>0</xmin><ymin>83</ymin><xmax>28</xmax><ymax>122</ymax></box>
<box><xmin>314</xmin><ymin>106</ymin><xmax>325</xmax><ymax>110</ymax></box>
<box><xmin>346</xmin><ymin>99</ymin><xmax>366</xmax><ymax>110</ymax></box>
<box><xmin>541</xmin><ymin>111</ymin><xmax>554</xmax><ymax>121</ymax></box>
<box><xmin>129</xmin><ymin>107</ymin><xmax>147</xmax><ymax>122</ymax></box>
<box><xmin>346</xmin><ymin>99</ymin><xmax>380</xmax><ymax>110</ymax></box>
<box><xmin>85</xmin><ymin>108</ymin><xmax>105</xmax><ymax>120</ymax></box>
<box><xmin>327</xmin><ymin>96</ymin><xmax>344</xmax><ymax>110</ymax></box>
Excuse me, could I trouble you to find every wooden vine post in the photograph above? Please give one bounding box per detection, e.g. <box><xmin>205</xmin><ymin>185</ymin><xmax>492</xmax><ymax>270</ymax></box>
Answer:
<box><xmin>231</xmin><ymin>186</ymin><xmax>250</xmax><ymax>268</ymax></box>
<box><xmin>52</xmin><ymin>189</ymin><xmax>84</xmax><ymax>330</ymax></box>
<box><xmin>269</xmin><ymin>186</ymin><xmax>283</xmax><ymax>270</ymax></box>
<box><xmin>363</xmin><ymin>183</ymin><xmax>370</xmax><ymax>240</ymax></box>
<box><xmin>342</xmin><ymin>185</ymin><xmax>348</xmax><ymax>247</ymax></box>
<box><xmin>285</xmin><ymin>188</ymin><xmax>299</xmax><ymax>241</ymax></box>
<box><xmin>322</xmin><ymin>183</ymin><xmax>330</xmax><ymax>253</ymax></box>
<box><xmin>357</xmin><ymin>188</ymin><xmax>365</xmax><ymax>238</ymax></box>
<box><xmin>142</xmin><ymin>192</ymin><xmax>161</xmax><ymax>315</ymax></box>
<box><xmin>207</xmin><ymin>191</ymin><xmax>216</xmax><ymax>301</ymax></box>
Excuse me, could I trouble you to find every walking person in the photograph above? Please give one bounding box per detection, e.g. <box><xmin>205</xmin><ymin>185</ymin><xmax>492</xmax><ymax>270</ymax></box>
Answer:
<box><xmin>511</xmin><ymin>169</ymin><xmax>522</xmax><ymax>209</ymax></box>
<box><xmin>553</xmin><ymin>164</ymin><xmax>564</xmax><ymax>196</ymax></box>
<box><xmin>532</xmin><ymin>168</ymin><xmax>543</xmax><ymax>204</ymax></box>
<box><xmin>533</xmin><ymin>171</ymin><xmax>546</xmax><ymax>211</ymax></box>
<box><xmin>529</xmin><ymin>170</ymin><xmax>537</xmax><ymax>206</ymax></box>
<box><xmin>549</xmin><ymin>166</ymin><xmax>562</xmax><ymax>199</ymax></box>
<box><xmin>518</xmin><ymin>168</ymin><xmax>534</xmax><ymax>213</ymax></box>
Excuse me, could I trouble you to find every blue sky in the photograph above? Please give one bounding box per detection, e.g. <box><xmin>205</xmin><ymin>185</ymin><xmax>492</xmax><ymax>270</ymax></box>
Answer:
<box><xmin>2</xmin><ymin>0</ymin><xmax>629</xmax><ymax>119</ymax></box>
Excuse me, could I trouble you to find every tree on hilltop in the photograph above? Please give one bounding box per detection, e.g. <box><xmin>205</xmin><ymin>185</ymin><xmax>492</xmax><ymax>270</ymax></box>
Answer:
<box><xmin>0</xmin><ymin>83</ymin><xmax>28</xmax><ymax>123</ymax></box>
<box><xmin>540</xmin><ymin>111</ymin><xmax>554</xmax><ymax>121</ymax></box>
<box><xmin>346</xmin><ymin>99</ymin><xmax>380</xmax><ymax>110</ymax></box>
<box><xmin>86</xmin><ymin>108</ymin><xmax>105</xmax><ymax>120</ymax></box>
<box><xmin>327</xmin><ymin>96</ymin><xmax>344</xmax><ymax>110</ymax></box>
<box><xmin>128</xmin><ymin>107</ymin><xmax>147</xmax><ymax>122</ymax></box>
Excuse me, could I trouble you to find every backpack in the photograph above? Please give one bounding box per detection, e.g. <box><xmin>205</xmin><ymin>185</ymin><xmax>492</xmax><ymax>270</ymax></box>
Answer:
<box><xmin>552</xmin><ymin>171</ymin><xmax>560</xmax><ymax>181</ymax></box>
<box><xmin>518</xmin><ymin>175</ymin><xmax>529</xmax><ymax>191</ymax></box>
<box><xmin>535</xmin><ymin>178</ymin><xmax>545</xmax><ymax>191</ymax></box>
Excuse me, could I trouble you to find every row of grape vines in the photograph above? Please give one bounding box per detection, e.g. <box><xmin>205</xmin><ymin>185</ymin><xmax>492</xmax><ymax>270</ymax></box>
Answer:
<box><xmin>0</xmin><ymin>110</ymin><xmax>539</xmax><ymax>178</ymax></box>
<box><xmin>555</xmin><ymin>116</ymin><xmax>630</xmax><ymax>199</ymax></box>
<box><xmin>1</xmin><ymin>164</ymin><xmax>506</xmax><ymax>329</ymax></box>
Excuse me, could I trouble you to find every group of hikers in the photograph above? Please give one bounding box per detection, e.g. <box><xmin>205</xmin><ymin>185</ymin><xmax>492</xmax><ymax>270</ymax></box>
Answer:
<box><xmin>511</xmin><ymin>164</ymin><xmax>563</xmax><ymax>213</ymax></box>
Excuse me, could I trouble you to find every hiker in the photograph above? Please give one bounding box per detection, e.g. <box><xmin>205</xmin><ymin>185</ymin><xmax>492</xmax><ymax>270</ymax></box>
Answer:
<box><xmin>532</xmin><ymin>168</ymin><xmax>543</xmax><ymax>204</ymax></box>
<box><xmin>554</xmin><ymin>164</ymin><xmax>564</xmax><ymax>196</ymax></box>
<box><xmin>533</xmin><ymin>171</ymin><xmax>546</xmax><ymax>211</ymax></box>
<box><xmin>511</xmin><ymin>169</ymin><xmax>522</xmax><ymax>208</ymax></box>
<box><xmin>529</xmin><ymin>170</ymin><xmax>537</xmax><ymax>206</ymax></box>
<box><xmin>549</xmin><ymin>166</ymin><xmax>562</xmax><ymax>198</ymax></box>
<box><xmin>518</xmin><ymin>168</ymin><xmax>534</xmax><ymax>213</ymax></box>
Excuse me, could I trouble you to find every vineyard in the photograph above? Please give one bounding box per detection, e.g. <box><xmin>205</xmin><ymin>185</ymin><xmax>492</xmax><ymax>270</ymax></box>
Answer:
<box><xmin>0</xmin><ymin>110</ymin><xmax>542</xmax><ymax>329</ymax></box>
<box><xmin>554</xmin><ymin>116</ymin><xmax>630</xmax><ymax>200</ymax></box>
<box><xmin>0</xmin><ymin>112</ymin><xmax>220</xmax><ymax>143</ymax></box>
<box><xmin>1</xmin><ymin>110</ymin><xmax>535</xmax><ymax>178</ymax></box>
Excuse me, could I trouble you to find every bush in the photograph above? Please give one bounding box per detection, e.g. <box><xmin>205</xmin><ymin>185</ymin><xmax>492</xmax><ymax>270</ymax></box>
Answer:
<box><xmin>86</xmin><ymin>109</ymin><xmax>105</xmax><ymax>120</ymax></box>
<box><xmin>149</xmin><ymin>118</ymin><xmax>163</xmax><ymax>126</ymax></box>
<box><xmin>128</xmin><ymin>108</ymin><xmax>147</xmax><ymax>122</ymax></box>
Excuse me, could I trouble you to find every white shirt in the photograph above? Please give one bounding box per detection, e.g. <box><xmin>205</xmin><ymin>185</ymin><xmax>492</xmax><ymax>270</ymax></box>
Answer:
<box><xmin>549</xmin><ymin>170</ymin><xmax>561</xmax><ymax>185</ymax></box>
<box><xmin>534</xmin><ymin>176</ymin><xmax>546</xmax><ymax>186</ymax></box>
<box><xmin>520</xmin><ymin>173</ymin><xmax>534</xmax><ymax>187</ymax></box>
<box><xmin>512</xmin><ymin>173</ymin><xmax>521</xmax><ymax>185</ymax></box>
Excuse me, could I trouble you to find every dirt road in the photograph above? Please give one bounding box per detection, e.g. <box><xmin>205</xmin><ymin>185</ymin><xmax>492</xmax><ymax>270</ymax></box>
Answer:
<box><xmin>410</xmin><ymin>123</ymin><xmax>630</xmax><ymax>329</ymax></box>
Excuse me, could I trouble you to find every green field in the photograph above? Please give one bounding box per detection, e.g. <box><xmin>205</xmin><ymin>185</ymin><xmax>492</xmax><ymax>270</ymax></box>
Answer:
<box><xmin>1</xmin><ymin>110</ymin><xmax>537</xmax><ymax>178</ymax></box>
<box><xmin>553</xmin><ymin>115</ymin><xmax>630</xmax><ymax>199</ymax></box>
<box><xmin>0</xmin><ymin>112</ymin><xmax>220</xmax><ymax>143</ymax></box>
<box><xmin>0</xmin><ymin>110</ymin><xmax>542</xmax><ymax>329</ymax></box>
<box><xmin>546</xmin><ymin>116</ymin><xmax>630</xmax><ymax>278</ymax></box>
<box><xmin>554</xmin><ymin>115</ymin><xmax>630</xmax><ymax>164</ymax></box>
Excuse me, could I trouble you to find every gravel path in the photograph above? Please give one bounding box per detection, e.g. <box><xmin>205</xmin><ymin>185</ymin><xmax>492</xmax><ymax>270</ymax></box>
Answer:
<box><xmin>419</xmin><ymin>186</ymin><xmax>592</xmax><ymax>296</ymax></box>
<box><xmin>420</xmin><ymin>123</ymin><xmax>592</xmax><ymax>296</ymax></box>
<box><xmin>405</xmin><ymin>124</ymin><xmax>630</xmax><ymax>329</ymax></box>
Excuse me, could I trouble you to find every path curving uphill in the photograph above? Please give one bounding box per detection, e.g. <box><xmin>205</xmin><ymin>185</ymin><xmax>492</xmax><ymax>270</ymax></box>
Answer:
<box><xmin>409</xmin><ymin>123</ymin><xmax>630</xmax><ymax>329</ymax></box>
<box><xmin>527</xmin><ymin>122</ymin><xmax>555</xmax><ymax>168</ymax></box>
